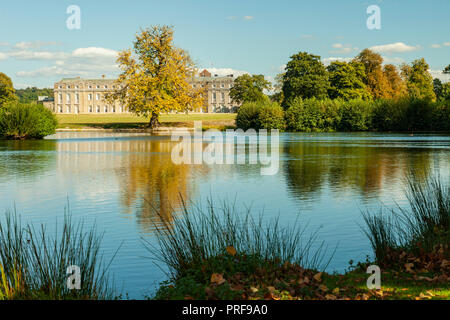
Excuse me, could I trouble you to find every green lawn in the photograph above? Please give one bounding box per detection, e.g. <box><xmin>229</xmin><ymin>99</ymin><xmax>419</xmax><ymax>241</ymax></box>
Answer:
<box><xmin>56</xmin><ymin>113</ymin><xmax>237</xmax><ymax>129</ymax></box>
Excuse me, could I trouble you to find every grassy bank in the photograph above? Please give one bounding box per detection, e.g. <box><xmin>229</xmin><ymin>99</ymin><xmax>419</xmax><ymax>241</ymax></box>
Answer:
<box><xmin>56</xmin><ymin>113</ymin><xmax>237</xmax><ymax>130</ymax></box>
<box><xmin>151</xmin><ymin>176</ymin><xmax>449</xmax><ymax>300</ymax></box>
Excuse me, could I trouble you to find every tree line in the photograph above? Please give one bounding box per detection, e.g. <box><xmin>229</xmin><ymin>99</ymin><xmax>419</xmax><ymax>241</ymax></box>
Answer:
<box><xmin>233</xmin><ymin>49</ymin><xmax>449</xmax><ymax>132</ymax></box>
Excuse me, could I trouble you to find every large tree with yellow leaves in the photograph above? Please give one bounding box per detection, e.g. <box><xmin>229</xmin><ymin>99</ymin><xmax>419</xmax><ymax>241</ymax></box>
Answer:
<box><xmin>107</xmin><ymin>26</ymin><xmax>205</xmax><ymax>128</ymax></box>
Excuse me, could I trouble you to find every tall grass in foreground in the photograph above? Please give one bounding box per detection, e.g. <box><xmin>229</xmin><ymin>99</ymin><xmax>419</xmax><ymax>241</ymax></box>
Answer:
<box><xmin>145</xmin><ymin>199</ymin><xmax>333</xmax><ymax>281</ymax></box>
<box><xmin>362</xmin><ymin>173</ymin><xmax>449</xmax><ymax>266</ymax></box>
<box><xmin>0</xmin><ymin>213</ymin><xmax>116</xmax><ymax>300</ymax></box>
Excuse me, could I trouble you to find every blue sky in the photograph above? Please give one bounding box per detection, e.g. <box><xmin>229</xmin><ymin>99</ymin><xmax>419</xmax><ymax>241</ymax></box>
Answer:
<box><xmin>0</xmin><ymin>0</ymin><xmax>449</xmax><ymax>88</ymax></box>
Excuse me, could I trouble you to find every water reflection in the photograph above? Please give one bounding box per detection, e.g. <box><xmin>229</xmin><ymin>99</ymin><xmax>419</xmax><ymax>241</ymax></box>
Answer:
<box><xmin>284</xmin><ymin>138</ymin><xmax>435</xmax><ymax>202</ymax></box>
<box><xmin>51</xmin><ymin>134</ymin><xmax>199</xmax><ymax>232</ymax></box>
<box><xmin>0</xmin><ymin>132</ymin><xmax>448</xmax><ymax>297</ymax></box>
<box><xmin>116</xmin><ymin>139</ymin><xmax>193</xmax><ymax>232</ymax></box>
<box><xmin>0</xmin><ymin>139</ymin><xmax>57</xmax><ymax>182</ymax></box>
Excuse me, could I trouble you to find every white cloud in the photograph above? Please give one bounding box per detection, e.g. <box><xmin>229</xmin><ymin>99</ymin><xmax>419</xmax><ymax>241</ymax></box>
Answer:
<box><xmin>369</xmin><ymin>42</ymin><xmax>420</xmax><ymax>53</ymax></box>
<box><xmin>444</xmin><ymin>42</ymin><xmax>450</xmax><ymax>47</ymax></box>
<box><xmin>431</xmin><ymin>44</ymin><xmax>442</xmax><ymax>48</ymax></box>
<box><xmin>15</xmin><ymin>47</ymin><xmax>119</xmax><ymax>79</ymax></box>
<box><xmin>17</xmin><ymin>66</ymin><xmax>75</xmax><ymax>78</ymax></box>
<box><xmin>300</xmin><ymin>34</ymin><xmax>313</xmax><ymax>39</ymax></box>
<box><xmin>429</xmin><ymin>70</ymin><xmax>450</xmax><ymax>83</ymax></box>
<box><xmin>0</xmin><ymin>52</ymin><xmax>7</xmax><ymax>60</ymax></box>
<box><xmin>13</xmin><ymin>83</ymin><xmax>34</xmax><ymax>89</ymax></box>
<box><xmin>322</xmin><ymin>57</ymin><xmax>353</xmax><ymax>65</ymax></box>
<box><xmin>72</xmin><ymin>47</ymin><xmax>118</xmax><ymax>58</ymax></box>
<box><xmin>199</xmin><ymin>68</ymin><xmax>249</xmax><ymax>77</ymax></box>
<box><xmin>331</xmin><ymin>43</ymin><xmax>358</xmax><ymax>54</ymax></box>
<box><xmin>243</xmin><ymin>16</ymin><xmax>254</xmax><ymax>20</ymax></box>
<box><xmin>382</xmin><ymin>56</ymin><xmax>405</xmax><ymax>65</ymax></box>
<box><xmin>9</xmin><ymin>50</ymin><xmax>68</xmax><ymax>60</ymax></box>
<box><xmin>13</xmin><ymin>41</ymin><xmax>60</xmax><ymax>49</ymax></box>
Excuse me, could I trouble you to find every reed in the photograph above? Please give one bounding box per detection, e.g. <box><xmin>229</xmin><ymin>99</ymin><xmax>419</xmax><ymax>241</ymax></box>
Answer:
<box><xmin>0</xmin><ymin>212</ymin><xmax>117</xmax><ymax>300</ymax></box>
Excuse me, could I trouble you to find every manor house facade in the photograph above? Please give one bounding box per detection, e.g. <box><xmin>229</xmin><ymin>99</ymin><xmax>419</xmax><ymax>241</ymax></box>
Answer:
<box><xmin>50</xmin><ymin>70</ymin><xmax>239</xmax><ymax>115</ymax></box>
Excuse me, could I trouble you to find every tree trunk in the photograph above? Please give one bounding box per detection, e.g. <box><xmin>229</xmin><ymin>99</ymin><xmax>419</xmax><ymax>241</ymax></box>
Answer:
<box><xmin>149</xmin><ymin>112</ymin><xmax>160</xmax><ymax>129</ymax></box>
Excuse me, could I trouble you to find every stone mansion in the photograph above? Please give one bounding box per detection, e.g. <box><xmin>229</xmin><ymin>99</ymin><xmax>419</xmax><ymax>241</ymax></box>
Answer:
<box><xmin>47</xmin><ymin>70</ymin><xmax>240</xmax><ymax>114</ymax></box>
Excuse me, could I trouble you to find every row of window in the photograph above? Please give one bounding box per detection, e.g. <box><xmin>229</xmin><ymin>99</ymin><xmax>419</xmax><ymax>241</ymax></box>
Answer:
<box><xmin>58</xmin><ymin>93</ymin><xmax>105</xmax><ymax>103</ymax></box>
<box><xmin>57</xmin><ymin>84</ymin><xmax>121</xmax><ymax>89</ymax></box>
<box><xmin>57</xmin><ymin>105</ymin><xmax>123</xmax><ymax>113</ymax></box>
<box><xmin>192</xmin><ymin>83</ymin><xmax>232</xmax><ymax>89</ymax></box>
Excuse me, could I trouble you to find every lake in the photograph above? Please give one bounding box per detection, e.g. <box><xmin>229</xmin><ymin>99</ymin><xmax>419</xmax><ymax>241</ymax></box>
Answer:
<box><xmin>0</xmin><ymin>132</ymin><xmax>449</xmax><ymax>298</ymax></box>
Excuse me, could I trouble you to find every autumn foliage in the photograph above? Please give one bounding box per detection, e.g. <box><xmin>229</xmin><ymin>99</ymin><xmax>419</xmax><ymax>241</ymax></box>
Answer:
<box><xmin>107</xmin><ymin>26</ymin><xmax>205</xmax><ymax>128</ymax></box>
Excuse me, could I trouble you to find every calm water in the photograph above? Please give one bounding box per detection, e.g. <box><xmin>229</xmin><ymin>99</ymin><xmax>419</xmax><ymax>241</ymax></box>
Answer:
<box><xmin>0</xmin><ymin>132</ymin><xmax>449</xmax><ymax>298</ymax></box>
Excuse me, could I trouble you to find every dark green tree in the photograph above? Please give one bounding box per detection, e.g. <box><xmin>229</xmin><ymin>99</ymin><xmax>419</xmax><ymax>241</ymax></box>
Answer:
<box><xmin>327</xmin><ymin>61</ymin><xmax>371</xmax><ymax>100</ymax></box>
<box><xmin>433</xmin><ymin>78</ymin><xmax>443</xmax><ymax>100</ymax></box>
<box><xmin>444</xmin><ymin>65</ymin><xmax>450</xmax><ymax>74</ymax></box>
<box><xmin>441</xmin><ymin>82</ymin><xmax>450</xmax><ymax>100</ymax></box>
<box><xmin>282</xmin><ymin>52</ymin><xmax>329</xmax><ymax>105</ymax></box>
<box><xmin>229</xmin><ymin>74</ymin><xmax>271</xmax><ymax>104</ymax></box>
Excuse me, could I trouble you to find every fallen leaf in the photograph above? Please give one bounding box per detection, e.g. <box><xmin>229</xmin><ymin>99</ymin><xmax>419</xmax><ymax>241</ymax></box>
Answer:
<box><xmin>419</xmin><ymin>292</ymin><xmax>431</xmax><ymax>299</ymax></box>
<box><xmin>404</xmin><ymin>263</ymin><xmax>414</xmax><ymax>273</ymax></box>
<box><xmin>267</xmin><ymin>286</ymin><xmax>276</xmax><ymax>293</ymax></box>
<box><xmin>325</xmin><ymin>294</ymin><xmax>337</xmax><ymax>300</ymax></box>
<box><xmin>230</xmin><ymin>284</ymin><xmax>243</xmax><ymax>291</ymax></box>
<box><xmin>425</xmin><ymin>290</ymin><xmax>435</xmax><ymax>297</ymax></box>
<box><xmin>313</xmin><ymin>272</ymin><xmax>323</xmax><ymax>282</ymax></box>
<box><xmin>417</xmin><ymin>276</ymin><xmax>433</xmax><ymax>282</ymax></box>
<box><xmin>332</xmin><ymin>287</ymin><xmax>340</xmax><ymax>295</ymax></box>
<box><xmin>318</xmin><ymin>284</ymin><xmax>329</xmax><ymax>292</ymax></box>
<box><xmin>210</xmin><ymin>273</ymin><xmax>226</xmax><ymax>285</ymax></box>
<box><xmin>250</xmin><ymin>286</ymin><xmax>259</xmax><ymax>293</ymax></box>
<box><xmin>226</xmin><ymin>246</ymin><xmax>237</xmax><ymax>256</ymax></box>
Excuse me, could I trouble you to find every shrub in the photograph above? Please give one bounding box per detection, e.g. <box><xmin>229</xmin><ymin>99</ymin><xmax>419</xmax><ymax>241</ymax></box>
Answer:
<box><xmin>285</xmin><ymin>97</ymin><xmax>318</xmax><ymax>132</ymax></box>
<box><xmin>285</xmin><ymin>98</ymin><xmax>342</xmax><ymax>132</ymax></box>
<box><xmin>257</xmin><ymin>102</ymin><xmax>285</xmax><ymax>131</ymax></box>
<box><xmin>371</xmin><ymin>99</ymin><xmax>408</xmax><ymax>131</ymax></box>
<box><xmin>236</xmin><ymin>102</ymin><xmax>260</xmax><ymax>130</ymax></box>
<box><xmin>431</xmin><ymin>99</ymin><xmax>450</xmax><ymax>131</ymax></box>
<box><xmin>338</xmin><ymin>99</ymin><xmax>372</xmax><ymax>131</ymax></box>
<box><xmin>236</xmin><ymin>99</ymin><xmax>285</xmax><ymax>131</ymax></box>
<box><xmin>0</xmin><ymin>102</ymin><xmax>57</xmax><ymax>140</ymax></box>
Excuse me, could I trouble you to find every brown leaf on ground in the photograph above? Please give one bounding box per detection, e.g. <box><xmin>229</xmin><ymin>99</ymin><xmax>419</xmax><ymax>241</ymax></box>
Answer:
<box><xmin>313</xmin><ymin>272</ymin><xmax>323</xmax><ymax>282</ymax></box>
<box><xmin>267</xmin><ymin>286</ymin><xmax>276</xmax><ymax>293</ymax></box>
<box><xmin>250</xmin><ymin>286</ymin><xmax>259</xmax><ymax>293</ymax></box>
<box><xmin>405</xmin><ymin>263</ymin><xmax>414</xmax><ymax>273</ymax></box>
<box><xmin>210</xmin><ymin>273</ymin><xmax>226</xmax><ymax>285</ymax></box>
<box><xmin>226</xmin><ymin>246</ymin><xmax>237</xmax><ymax>256</ymax></box>
<box><xmin>318</xmin><ymin>285</ymin><xmax>329</xmax><ymax>292</ymax></box>
<box><xmin>416</xmin><ymin>276</ymin><xmax>433</xmax><ymax>282</ymax></box>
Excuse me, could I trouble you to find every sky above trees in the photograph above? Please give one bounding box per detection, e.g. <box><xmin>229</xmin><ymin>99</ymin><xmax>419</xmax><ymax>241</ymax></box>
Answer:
<box><xmin>0</xmin><ymin>0</ymin><xmax>449</xmax><ymax>88</ymax></box>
